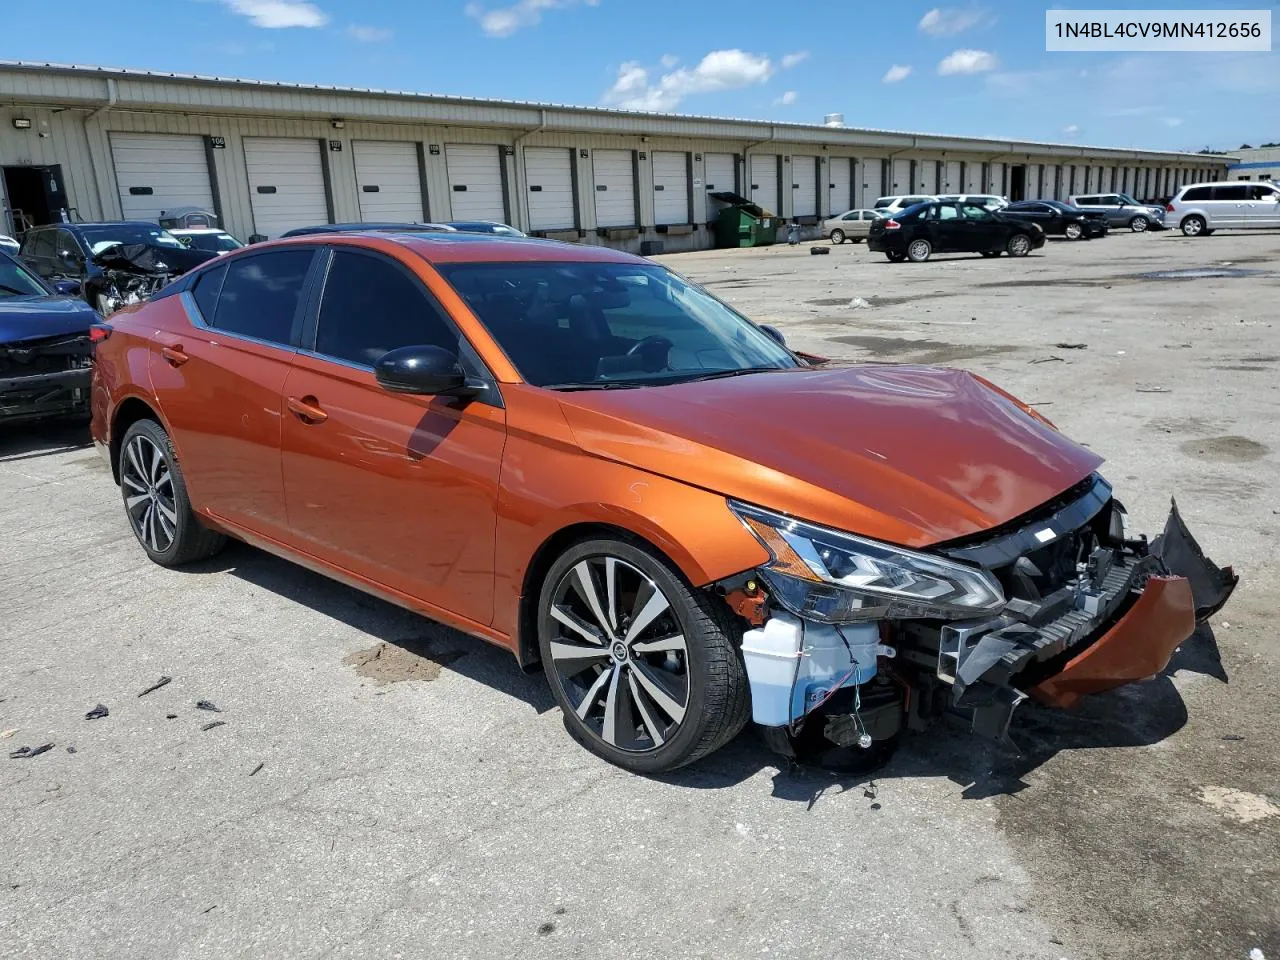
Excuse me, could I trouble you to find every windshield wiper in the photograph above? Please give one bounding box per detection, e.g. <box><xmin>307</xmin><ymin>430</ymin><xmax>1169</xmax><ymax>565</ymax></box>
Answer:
<box><xmin>677</xmin><ymin>366</ymin><xmax>786</xmax><ymax>384</ymax></box>
<box><xmin>541</xmin><ymin>381</ymin><xmax>643</xmax><ymax>391</ymax></box>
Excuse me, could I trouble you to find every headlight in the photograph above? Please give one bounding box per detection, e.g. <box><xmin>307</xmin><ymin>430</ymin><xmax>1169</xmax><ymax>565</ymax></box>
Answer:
<box><xmin>730</xmin><ymin>501</ymin><xmax>1005</xmax><ymax>623</ymax></box>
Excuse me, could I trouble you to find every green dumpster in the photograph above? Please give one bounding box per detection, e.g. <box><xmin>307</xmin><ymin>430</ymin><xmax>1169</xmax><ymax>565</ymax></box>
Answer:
<box><xmin>710</xmin><ymin>191</ymin><xmax>778</xmax><ymax>248</ymax></box>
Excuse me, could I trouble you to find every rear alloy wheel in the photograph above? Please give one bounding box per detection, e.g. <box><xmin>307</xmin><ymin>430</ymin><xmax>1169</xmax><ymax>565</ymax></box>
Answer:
<box><xmin>1181</xmin><ymin>215</ymin><xmax>1206</xmax><ymax>237</ymax></box>
<box><xmin>1006</xmin><ymin>233</ymin><xmax>1032</xmax><ymax>257</ymax></box>
<box><xmin>119</xmin><ymin>419</ymin><xmax>226</xmax><ymax>566</ymax></box>
<box><xmin>830</xmin><ymin>229</ymin><xmax>845</xmax><ymax>244</ymax></box>
<box><xmin>1129</xmin><ymin>215</ymin><xmax>1149</xmax><ymax>233</ymax></box>
<box><xmin>1064</xmin><ymin>222</ymin><xmax>1083</xmax><ymax>240</ymax></box>
<box><xmin>538</xmin><ymin>539</ymin><xmax>749</xmax><ymax>773</ymax></box>
<box><xmin>885</xmin><ymin>251</ymin><xmax>907</xmax><ymax>263</ymax></box>
<box><xmin>906</xmin><ymin>239</ymin><xmax>932</xmax><ymax>262</ymax></box>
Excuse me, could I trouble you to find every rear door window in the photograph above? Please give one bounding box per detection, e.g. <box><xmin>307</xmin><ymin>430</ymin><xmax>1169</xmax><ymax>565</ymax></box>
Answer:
<box><xmin>1212</xmin><ymin>185</ymin><xmax>1249</xmax><ymax>201</ymax></box>
<box><xmin>208</xmin><ymin>250</ymin><xmax>313</xmax><ymax>346</ymax></box>
<box><xmin>313</xmin><ymin>250</ymin><xmax>458</xmax><ymax>367</ymax></box>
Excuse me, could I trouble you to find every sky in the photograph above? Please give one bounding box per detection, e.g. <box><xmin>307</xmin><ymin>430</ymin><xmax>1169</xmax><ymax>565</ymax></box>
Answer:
<box><xmin>5</xmin><ymin>0</ymin><xmax>1278</xmax><ymax>151</ymax></box>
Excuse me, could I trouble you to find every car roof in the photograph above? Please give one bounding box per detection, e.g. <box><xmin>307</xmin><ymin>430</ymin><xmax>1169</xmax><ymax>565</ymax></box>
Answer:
<box><xmin>261</xmin><ymin>231</ymin><xmax>646</xmax><ymax>265</ymax></box>
<box><xmin>34</xmin><ymin>220</ymin><xmax>166</xmax><ymax>230</ymax></box>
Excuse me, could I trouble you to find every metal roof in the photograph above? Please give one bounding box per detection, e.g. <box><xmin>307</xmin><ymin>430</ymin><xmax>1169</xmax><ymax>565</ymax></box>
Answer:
<box><xmin>0</xmin><ymin>60</ymin><xmax>1235</xmax><ymax>163</ymax></box>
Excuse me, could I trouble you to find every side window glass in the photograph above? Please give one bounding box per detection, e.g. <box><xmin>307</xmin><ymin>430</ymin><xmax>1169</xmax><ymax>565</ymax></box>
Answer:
<box><xmin>937</xmin><ymin>205</ymin><xmax>959</xmax><ymax>220</ymax></box>
<box><xmin>960</xmin><ymin>204</ymin><xmax>990</xmax><ymax>220</ymax></box>
<box><xmin>843</xmin><ymin>212</ymin><xmax>858</xmax><ymax>220</ymax></box>
<box><xmin>315</xmin><ymin>251</ymin><xmax>458</xmax><ymax>367</ymax></box>
<box><xmin>1183</xmin><ymin>187</ymin><xmax>1210</xmax><ymax>201</ymax></box>
<box><xmin>191</xmin><ymin>264</ymin><xmax>227</xmax><ymax>322</ymax></box>
<box><xmin>210</xmin><ymin>250</ymin><xmax>312</xmax><ymax>346</ymax></box>
<box><xmin>28</xmin><ymin>231</ymin><xmax>55</xmax><ymax>258</ymax></box>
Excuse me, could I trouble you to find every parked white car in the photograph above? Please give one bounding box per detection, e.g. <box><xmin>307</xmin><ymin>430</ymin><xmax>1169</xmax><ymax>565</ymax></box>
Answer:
<box><xmin>0</xmin><ymin>234</ymin><xmax>19</xmax><ymax>256</ymax></box>
<box><xmin>936</xmin><ymin>194</ymin><xmax>1009</xmax><ymax>210</ymax></box>
<box><xmin>1167</xmin><ymin>181</ymin><xmax>1280</xmax><ymax>236</ymax></box>
<box><xmin>872</xmin><ymin>195</ymin><xmax>939</xmax><ymax>214</ymax></box>
<box><xmin>822</xmin><ymin>209</ymin><xmax>884</xmax><ymax>243</ymax></box>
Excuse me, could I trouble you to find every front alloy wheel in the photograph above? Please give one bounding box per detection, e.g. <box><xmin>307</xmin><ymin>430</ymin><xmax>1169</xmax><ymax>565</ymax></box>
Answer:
<box><xmin>1130</xmin><ymin>215</ymin><xmax>1149</xmax><ymax>233</ymax></box>
<box><xmin>830</xmin><ymin>229</ymin><xmax>845</xmax><ymax>244</ymax></box>
<box><xmin>1064</xmin><ymin>222</ymin><xmax>1083</xmax><ymax>240</ymax></box>
<box><xmin>1007</xmin><ymin>233</ymin><xmax>1032</xmax><ymax>257</ymax></box>
<box><xmin>538</xmin><ymin>539</ymin><xmax>749</xmax><ymax>772</ymax></box>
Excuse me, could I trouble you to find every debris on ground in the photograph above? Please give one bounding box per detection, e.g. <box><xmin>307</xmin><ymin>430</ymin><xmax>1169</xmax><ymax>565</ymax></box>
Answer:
<box><xmin>1222</xmin><ymin>734</ymin><xmax>1245</xmax><ymax>741</ymax></box>
<box><xmin>847</xmin><ymin>297</ymin><xmax>870</xmax><ymax>309</ymax></box>
<box><xmin>138</xmin><ymin>676</ymin><xmax>172</xmax><ymax>698</ymax></box>
<box><xmin>166</xmin><ymin>714</ymin><xmax>178</xmax><ymax>720</ymax></box>
<box><xmin>196</xmin><ymin>700</ymin><xmax>222</xmax><ymax>713</ymax></box>
<box><xmin>66</xmin><ymin>746</ymin><xmax>77</xmax><ymax>754</ymax></box>
<box><xmin>1054</xmin><ymin>342</ymin><xmax>1087</xmax><ymax>349</ymax></box>
<box><xmin>201</xmin><ymin>721</ymin><xmax>226</xmax><ymax>732</ymax></box>
<box><xmin>809</xmin><ymin>247</ymin><xmax>829</xmax><ymax>255</ymax></box>
<box><xmin>250</xmin><ymin>762</ymin><xmax>264</xmax><ymax>777</ymax></box>
<box><xmin>1137</xmin><ymin>386</ymin><xmax>1172</xmax><ymax>394</ymax></box>
<box><xmin>9</xmin><ymin>743</ymin><xmax>54</xmax><ymax>759</ymax></box>
<box><xmin>84</xmin><ymin>704</ymin><xmax>109</xmax><ymax>721</ymax></box>
<box><xmin>1030</xmin><ymin>356</ymin><xmax>1065</xmax><ymax>364</ymax></box>
<box><xmin>0</xmin><ymin>729</ymin><xmax>16</xmax><ymax>739</ymax></box>
<box><xmin>1250</xmin><ymin>949</ymin><xmax>1266</xmax><ymax>960</ymax></box>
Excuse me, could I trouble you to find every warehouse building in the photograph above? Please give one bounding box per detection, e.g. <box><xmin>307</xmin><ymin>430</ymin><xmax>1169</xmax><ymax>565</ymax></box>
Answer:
<box><xmin>0</xmin><ymin>61</ymin><xmax>1235</xmax><ymax>253</ymax></box>
<box><xmin>1228</xmin><ymin>146</ymin><xmax>1280</xmax><ymax>183</ymax></box>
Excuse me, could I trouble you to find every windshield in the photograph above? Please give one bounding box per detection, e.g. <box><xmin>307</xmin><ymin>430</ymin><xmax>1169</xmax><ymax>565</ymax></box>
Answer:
<box><xmin>80</xmin><ymin>225</ymin><xmax>184</xmax><ymax>255</ymax></box>
<box><xmin>1117</xmin><ymin>194</ymin><xmax>1142</xmax><ymax>206</ymax></box>
<box><xmin>435</xmin><ymin>261</ymin><xmax>798</xmax><ymax>388</ymax></box>
<box><xmin>182</xmin><ymin>232</ymin><xmax>243</xmax><ymax>252</ymax></box>
<box><xmin>0</xmin><ymin>256</ymin><xmax>48</xmax><ymax>298</ymax></box>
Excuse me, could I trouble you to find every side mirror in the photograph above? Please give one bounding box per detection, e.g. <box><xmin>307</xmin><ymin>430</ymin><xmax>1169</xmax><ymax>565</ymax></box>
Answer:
<box><xmin>759</xmin><ymin>324</ymin><xmax>787</xmax><ymax>347</ymax></box>
<box><xmin>52</xmin><ymin>279</ymin><xmax>82</xmax><ymax>296</ymax></box>
<box><xmin>374</xmin><ymin>344</ymin><xmax>480</xmax><ymax>397</ymax></box>
<box><xmin>248</xmin><ymin>234</ymin><xmax>268</xmax><ymax>244</ymax></box>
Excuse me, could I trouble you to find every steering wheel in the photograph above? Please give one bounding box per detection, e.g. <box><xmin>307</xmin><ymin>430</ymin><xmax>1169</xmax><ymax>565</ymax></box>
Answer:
<box><xmin>625</xmin><ymin>335</ymin><xmax>674</xmax><ymax>372</ymax></box>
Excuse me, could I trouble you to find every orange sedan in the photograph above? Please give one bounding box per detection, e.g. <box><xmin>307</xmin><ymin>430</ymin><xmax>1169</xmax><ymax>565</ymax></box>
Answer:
<box><xmin>89</xmin><ymin>232</ymin><xmax>1236</xmax><ymax>772</ymax></box>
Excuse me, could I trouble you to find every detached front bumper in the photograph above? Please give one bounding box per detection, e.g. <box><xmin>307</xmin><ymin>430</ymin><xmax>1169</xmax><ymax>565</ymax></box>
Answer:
<box><xmin>0</xmin><ymin>368</ymin><xmax>91</xmax><ymax>423</ymax></box>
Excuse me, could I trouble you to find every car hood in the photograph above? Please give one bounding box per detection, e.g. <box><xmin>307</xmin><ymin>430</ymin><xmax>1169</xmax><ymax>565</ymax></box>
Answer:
<box><xmin>0</xmin><ymin>296</ymin><xmax>98</xmax><ymax>344</ymax></box>
<box><xmin>555</xmin><ymin>365</ymin><xmax>1103</xmax><ymax>548</ymax></box>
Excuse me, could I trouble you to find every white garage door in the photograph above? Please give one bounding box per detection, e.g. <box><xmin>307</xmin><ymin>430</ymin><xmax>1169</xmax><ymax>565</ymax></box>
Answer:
<box><xmin>828</xmin><ymin>157</ymin><xmax>851</xmax><ymax>215</ymax></box>
<box><xmin>862</xmin><ymin>160</ymin><xmax>884</xmax><ymax>206</ymax></box>
<box><xmin>352</xmin><ymin>140</ymin><xmax>423</xmax><ymax>223</ymax></box>
<box><xmin>890</xmin><ymin>159</ymin><xmax>911</xmax><ymax>193</ymax></box>
<box><xmin>652</xmin><ymin>151</ymin><xmax>689</xmax><ymax>225</ymax></box>
<box><xmin>525</xmin><ymin>147</ymin><xmax>575</xmax><ymax>231</ymax></box>
<box><xmin>110</xmin><ymin>133</ymin><xmax>214</xmax><ymax>222</ymax></box>
<box><xmin>965</xmin><ymin>163</ymin><xmax>983</xmax><ymax>193</ymax></box>
<box><xmin>749</xmin><ymin>154</ymin><xmax>779</xmax><ymax>214</ymax></box>
<box><xmin>243</xmin><ymin>137</ymin><xmax>329</xmax><ymax>240</ymax></box>
<box><xmin>943</xmin><ymin>161</ymin><xmax>962</xmax><ymax>194</ymax></box>
<box><xmin>792</xmin><ymin>155</ymin><xmax>817</xmax><ymax>218</ymax></box>
<box><xmin>445</xmin><ymin>144</ymin><xmax>506</xmax><ymax>222</ymax></box>
<box><xmin>591</xmin><ymin>149</ymin><xmax>635</xmax><ymax>227</ymax></box>
<box><xmin>915</xmin><ymin>160</ymin><xmax>934</xmax><ymax>193</ymax></box>
<box><xmin>703</xmin><ymin>153</ymin><xmax>735</xmax><ymax>195</ymax></box>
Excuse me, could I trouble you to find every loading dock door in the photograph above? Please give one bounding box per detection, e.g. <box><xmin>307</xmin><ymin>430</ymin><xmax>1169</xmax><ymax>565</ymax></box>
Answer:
<box><xmin>861</xmin><ymin>160</ymin><xmax>884</xmax><ymax>206</ymax></box>
<box><xmin>943</xmin><ymin>161</ymin><xmax>962</xmax><ymax>194</ymax></box>
<box><xmin>652</xmin><ymin>151</ymin><xmax>690</xmax><ymax>225</ymax></box>
<box><xmin>828</xmin><ymin>157</ymin><xmax>851</xmax><ymax>214</ymax></box>
<box><xmin>110</xmin><ymin>133</ymin><xmax>214</xmax><ymax>222</ymax></box>
<box><xmin>703</xmin><ymin>153</ymin><xmax>735</xmax><ymax>196</ymax></box>
<box><xmin>524</xmin><ymin>146</ymin><xmax>575</xmax><ymax>231</ymax></box>
<box><xmin>792</xmin><ymin>155</ymin><xmax>817</xmax><ymax>218</ymax></box>
<box><xmin>890</xmin><ymin>159</ymin><xmax>911</xmax><ymax>193</ymax></box>
<box><xmin>750</xmin><ymin>154</ymin><xmax>779</xmax><ymax>214</ymax></box>
<box><xmin>445</xmin><ymin>144</ymin><xmax>506</xmax><ymax>222</ymax></box>
<box><xmin>243</xmin><ymin>137</ymin><xmax>329</xmax><ymax>239</ymax></box>
<box><xmin>352</xmin><ymin>140</ymin><xmax>424</xmax><ymax>223</ymax></box>
<box><xmin>591</xmin><ymin>149</ymin><xmax>636</xmax><ymax>227</ymax></box>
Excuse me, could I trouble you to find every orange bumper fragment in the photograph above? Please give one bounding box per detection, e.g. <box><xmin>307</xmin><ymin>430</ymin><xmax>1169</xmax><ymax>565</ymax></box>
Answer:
<box><xmin>1030</xmin><ymin>576</ymin><xmax>1196</xmax><ymax>709</ymax></box>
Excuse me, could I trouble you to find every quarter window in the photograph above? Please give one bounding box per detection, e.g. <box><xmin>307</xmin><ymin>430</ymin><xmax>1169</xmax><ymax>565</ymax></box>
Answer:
<box><xmin>1182</xmin><ymin>186</ymin><xmax>1211</xmax><ymax>201</ymax></box>
<box><xmin>191</xmin><ymin>264</ymin><xmax>226</xmax><ymax>322</ymax></box>
<box><xmin>315</xmin><ymin>250</ymin><xmax>458</xmax><ymax>367</ymax></box>
<box><xmin>208</xmin><ymin>250</ymin><xmax>313</xmax><ymax>346</ymax></box>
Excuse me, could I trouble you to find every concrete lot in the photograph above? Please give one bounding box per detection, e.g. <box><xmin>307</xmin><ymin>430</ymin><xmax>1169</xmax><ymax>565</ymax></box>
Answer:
<box><xmin>2</xmin><ymin>229</ymin><xmax>1278</xmax><ymax>960</ymax></box>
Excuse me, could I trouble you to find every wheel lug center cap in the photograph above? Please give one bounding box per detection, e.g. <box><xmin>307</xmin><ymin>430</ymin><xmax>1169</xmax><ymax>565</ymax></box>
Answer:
<box><xmin>611</xmin><ymin>642</ymin><xmax>628</xmax><ymax>662</ymax></box>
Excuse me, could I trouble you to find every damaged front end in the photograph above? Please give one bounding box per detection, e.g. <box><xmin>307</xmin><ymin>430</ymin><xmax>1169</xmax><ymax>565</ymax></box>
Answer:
<box><xmin>721</xmin><ymin>476</ymin><xmax>1237</xmax><ymax>759</ymax></box>
<box><xmin>0</xmin><ymin>333</ymin><xmax>93</xmax><ymax>423</ymax></box>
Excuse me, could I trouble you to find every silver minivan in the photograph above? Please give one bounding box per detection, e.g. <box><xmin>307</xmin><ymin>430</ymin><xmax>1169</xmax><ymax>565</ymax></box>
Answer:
<box><xmin>1167</xmin><ymin>181</ymin><xmax>1280</xmax><ymax>236</ymax></box>
<box><xmin>1068</xmin><ymin>193</ymin><xmax>1166</xmax><ymax>232</ymax></box>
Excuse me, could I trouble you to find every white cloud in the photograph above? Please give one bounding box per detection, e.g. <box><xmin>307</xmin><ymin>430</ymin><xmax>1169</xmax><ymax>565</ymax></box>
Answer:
<box><xmin>882</xmin><ymin>64</ymin><xmax>912</xmax><ymax>84</ymax></box>
<box><xmin>1062</xmin><ymin>123</ymin><xmax>1080</xmax><ymax>135</ymax></box>
<box><xmin>659</xmin><ymin>53</ymin><xmax>679</xmax><ymax>69</ymax></box>
<box><xmin>465</xmin><ymin>0</ymin><xmax>599</xmax><ymax>37</ymax></box>
<box><xmin>780</xmin><ymin>51</ymin><xmax>809</xmax><ymax>69</ymax></box>
<box><xmin>602</xmin><ymin>49</ymin><xmax>775</xmax><ymax>112</ymax></box>
<box><xmin>937</xmin><ymin>49</ymin><xmax>997</xmax><ymax>75</ymax></box>
<box><xmin>219</xmin><ymin>0</ymin><xmax>329</xmax><ymax>28</ymax></box>
<box><xmin>347</xmin><ymin>24</ymin><xmax>392</xmax><ymax>42</ymax></box>
<box><xmin>918</xmin><ymin>6</ymin><xmax>989</xmax><ymax>36</ymax></box>
<box><xmin>1164</xmin><ymin>117</ymin><xmax>1183</xmax><ymax>127</ymax></box>
<box><xmin>774</xmin><ymin>90</ymin><xmax>797</xmax><ymax>105</ymax></box>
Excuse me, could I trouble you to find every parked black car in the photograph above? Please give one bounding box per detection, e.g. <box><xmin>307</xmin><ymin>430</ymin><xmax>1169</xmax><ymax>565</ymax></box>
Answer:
<box><xmin>0</xmin><ymin>250</ymin><xmax>98</xmax><ymax>424</ymax></box>
<box><xmin>279</xmin><ymin>222</ymin><xmax>457</xmax><ymax>238</ymax></box>
<box><xmin>19</xmin><ymin>221</ymin><xmax>215</xmax><ymax>312</ymax></box>
<box><xmin>867</xmin><ymin>201</ymin><xmax>1046</xmax><ymax>262</ymax></box>
<box><xmin>1001</xmin><ymin>200</ymin><xmax>1109</xmax><ymax>240</ymax></box>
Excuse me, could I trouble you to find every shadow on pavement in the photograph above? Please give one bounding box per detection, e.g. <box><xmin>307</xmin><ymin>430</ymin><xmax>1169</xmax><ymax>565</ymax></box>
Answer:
<box><xmin>0</xmin><ymin>418</ymin><xmax>92</xmax><ymax>463</ymax></box>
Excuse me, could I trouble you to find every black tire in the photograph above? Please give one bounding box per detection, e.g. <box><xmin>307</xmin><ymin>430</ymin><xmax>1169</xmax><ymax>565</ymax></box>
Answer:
<box><xmin>980</xmin><ymin>251</ymin><xmax>1001</xmax><ymax>258</ymax></box>
<box><xmin>830</xmin><ymin>229</ymin><xmax>845</xmax><ymax>244</ymax></box>
<box><xmin>1129</xmin><ymin>215</ymin><xmax>1149</xmax><ymax>233</ymax></box>
<box><xmin>1064</xmin><ymin>222</ymin><xmax>1083</xmax><ymax>240</ymax></box>
<box><xmin>906</xmin><ymin>238</ymin><xmax>931</xmax><ymax>262</ymax></box>
<box><xmin>118</xmin><ymin>418</ymin><xmax>226</xmax><ymax>566</ymax></box>
<box><xmin>1006</xmin><ymin>233</ymin><xmax>1032</xmax><ymax>257</ymax></box>
<box><xmin>885</xmin><ymin>251</ymin><xmax>906</xmax><ymax>263</ymax></box>
<box><xmin>537</xmin><ymin>537</ymin><xmax>750</xmax><ymax>773</ymax></box>
<box><xmin>1180</xmin><ymin>215</ymin><xmax>1206</xmax><ymax>237</ymax></box>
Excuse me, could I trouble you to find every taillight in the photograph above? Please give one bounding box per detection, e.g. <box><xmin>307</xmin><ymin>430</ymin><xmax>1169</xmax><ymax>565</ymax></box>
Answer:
<box><xmin>89</xmin><ymin>323</ymin><xmax>113</xmax><ymax>343</ymax></box>
<box><xmin>1165</xmin><ymin>203</ymin><xmax>1175</xmax><ymax>212</ymax></box>
<box><xmin>885</xmin><ymin>219</ymin><xmax>901</xmax><ymax>230</ymax></box>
